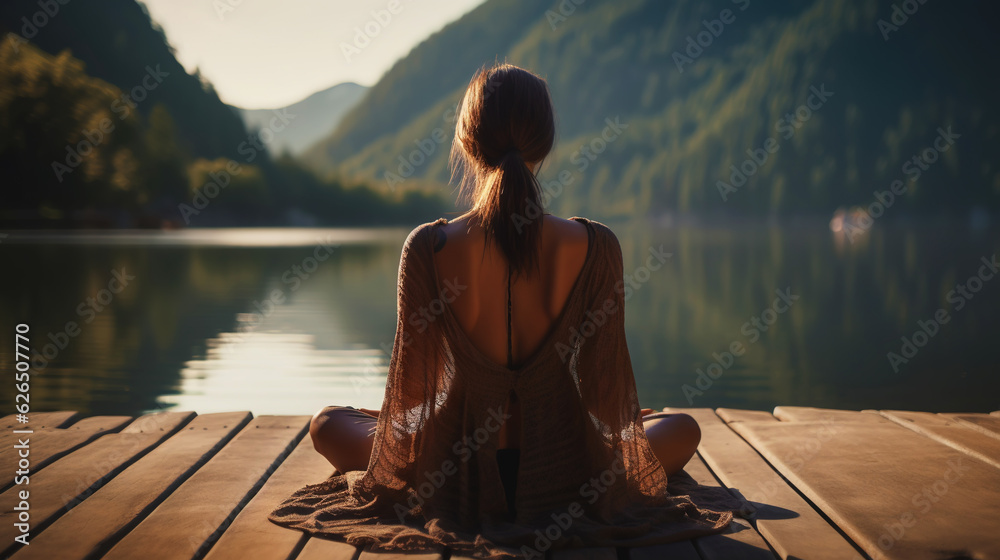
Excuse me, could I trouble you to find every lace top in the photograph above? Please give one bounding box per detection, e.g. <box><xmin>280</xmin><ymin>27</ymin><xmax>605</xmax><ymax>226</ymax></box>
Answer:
<box><xmin>268</xmin><ymin>217</ymin><xmax>737</xmax><ymax>559</ymax></box>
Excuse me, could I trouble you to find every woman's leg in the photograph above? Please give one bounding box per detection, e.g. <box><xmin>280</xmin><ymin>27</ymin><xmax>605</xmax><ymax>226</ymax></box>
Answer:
<box><xmin>641</xmin><ymin>412</ymin><xmax>702</xmax><ymax>476</ymax></box>
<box><xmin>309</xmin><ymin>406</ymin><xmax>378</xmax><ymax>472</ymax></box>
<box><xmin>310</xmin><ymin>405</ymin><xmax>699</xmax><ymax>475</ymax></box>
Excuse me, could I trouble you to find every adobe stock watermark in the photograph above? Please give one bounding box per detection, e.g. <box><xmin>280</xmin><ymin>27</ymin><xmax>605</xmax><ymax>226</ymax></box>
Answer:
<box><xmin>30</xmin><ymin>269</ymin><xmax>135</xmax><ymax>371</ymax></box>
<box><xmin>554</xmin><ymin>244</ymin><xmax>671</xmax><ymax>363</ymax></box>
<box><xmin>385</xmin><ymin>79</ymin><xmax>502</xmax><ymax>191</ymax></box>
<box><xmin>717</xmin><ymin>84</ymin><xmax>833</xmax><ymax>201</ymax></box>
<box><xmin>177</xmin><ymin>108</ymin><xmax>295</xmax><ymax>223</ymax></box>
<box><xmin>735</xmin><ymin>416</ymin><xmax>839</xmax><ymax>516</ymax></box>
<box><xmin>221</xmin><ymin>238</ymin><xmax>341</xmax><ymax>354</ymax></box>
<box><xmin>5</xmin><ymin>0</ymin><xmax>72</xmax><ymax>54</ymax></box>
<box><xmin>683</xmin><ymin>288</ymin><xmax>799</xmax><ymax>404</ymax></box>
<box><xmin>512</xmin><ymin>116</ymin><xmax>629</xmax><ymax>233</ymax></box>
<box><xmin>673</xmin><ymin>0</ymin><xmax>750</xmax><ymax>72</ymax></box>
<box><xmin>348</xmin><ymin>276</ymin><xmax>467</xmax><ymax>392</ymax></box>
<box><xmin>213</xmin><ymin>0</ymin><xmax>246</xmax><ymax>21</ymax></box>
<box><xmin>393</xmin><ymin>405</ymin><xmax>512</xmax><ymax>522</ymax></box>
<box><xmin>545</xmin><ymin>0</ymin><xmax>586</xmax><ymax>31</ymax></box>
<box><xmin>349</xmin><ymin>354</ymin><xmax>390</xmax><ymax>395</ymax></box>
<box><xmin>340</xmin><ymin>0</ymin><xmax>408</xmax><ymax>64</ymax></box>
<box><xmin>886</xmin><ymin>253</ymin><xmax>997</xmax><ymax>373</ymax></box>
<box><xmin>842</xmin><ymin>126</ymin><xmax>959</xmax><ymax>243</ymax></box>
<box><xmin>520</xmin><ymin>451</ymin><xmax>628</xmax><ymax>559</ymax></box>
<box><xmin>59</xmin><ymin>404</ymin><xmax>173</xmax><ymax>509</ymax></box>
<box><xmin>384</xmin><ymin>125</ymin><xmax>450</xmax><ymax>192</ymax></box>
<box><xmin>181</xmin><ymin>446</ymin><xmax>297</xmax><ymax>556</ymax></box>
<box><xmin>878</xmin><ymin>0</ymin><xmax>931</xmax><ymax>41</ymax></box>
<box><xmin>864</xmin><ymin>457</ymin><xmax>969</xmax><ymax>560</ymax></box>
<box><xmin>51</xmin><ymin>64</ymin><xmax>169</xmax><ymax>182</ymax></box>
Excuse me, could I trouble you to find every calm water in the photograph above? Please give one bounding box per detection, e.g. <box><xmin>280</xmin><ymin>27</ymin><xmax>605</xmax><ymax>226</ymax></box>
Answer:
<box><xmin>2</xmin><ymin>223</ymin><xmax>998</xmax><ymax>417</ymax></box>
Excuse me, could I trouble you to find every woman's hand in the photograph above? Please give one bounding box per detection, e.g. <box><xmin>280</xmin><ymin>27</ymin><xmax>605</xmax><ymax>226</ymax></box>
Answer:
<box><xmin>359</xmin><ymin>407</ymin><xmax>381</xmax><ymax>419</ymax></box>
<box><xmin>640</xmin><ymin>408</ymin><xmax>656</xmax><ymax>418</ymax></box>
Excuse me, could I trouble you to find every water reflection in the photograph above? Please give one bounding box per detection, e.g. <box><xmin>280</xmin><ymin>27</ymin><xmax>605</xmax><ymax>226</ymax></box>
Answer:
<box><xmin>163</xmin><ymin>332</ymin><xmax>387</xmax><ymax>414</ymax></box>
<box><xmin>619</xmin><ymin>223</ymin><xmax>999</xmax><ymax>412</ymax></box>
<box><xmin>1</xmin><ymin>223</ymin><xmax>997</xmax><ymax>417</ymax></box>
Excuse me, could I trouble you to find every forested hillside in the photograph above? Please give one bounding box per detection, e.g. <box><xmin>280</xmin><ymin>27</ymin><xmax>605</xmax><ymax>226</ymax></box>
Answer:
<box><xmin>0</xmin><ymin>0</ymin><xmax>443</xmax><ymax>227</ymax></box>
<box><xmin>306</xmin><ymin>0</ymin><xmax>1000</xmax><ymax>220</ymax></box>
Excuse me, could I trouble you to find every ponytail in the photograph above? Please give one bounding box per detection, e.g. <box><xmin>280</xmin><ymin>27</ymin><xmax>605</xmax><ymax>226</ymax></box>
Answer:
<box><xmin>476</xmin><ymin>150</ymin><xmax>543</xmax><ymax>278</ymax></box>
<box><xmin>450</xmin><ymin>63</ymin><xmax>556</xmax><ymax>279</ymax></box>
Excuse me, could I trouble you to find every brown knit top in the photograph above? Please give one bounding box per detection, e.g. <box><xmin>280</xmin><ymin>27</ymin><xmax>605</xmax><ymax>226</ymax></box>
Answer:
<box><xmin>268</xmin><ymin>217</ymin><xmax>738</xmax><ymax>559</ymax></box>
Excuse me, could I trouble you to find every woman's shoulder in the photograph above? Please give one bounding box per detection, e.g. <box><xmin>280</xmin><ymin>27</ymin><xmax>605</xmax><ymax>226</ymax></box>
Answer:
<box><xmin>566</xmin><ymin>215</ymin><xmax>621</xmax><ymax>248</ymax></box>
<box><xmin>402</xmin><ymin>218</ymin><xmax>449</xmax><ymax>250</ymax></box>
<box><xmin>402</xmin><ymin>214</ymin><xmax>620</xmax><ymax>255</ymax></box>
<box><xmin>543</xmin><ymin>215</ymin><xmax>625</xmax><ymax>279</ymax></box>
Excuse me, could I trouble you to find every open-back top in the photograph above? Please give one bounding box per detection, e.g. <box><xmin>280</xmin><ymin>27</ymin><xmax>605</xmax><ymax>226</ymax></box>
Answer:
<box><xmin>268</xmin><ymin>217</ymin><xmax>739</xmax><ymax>559</ymax></box>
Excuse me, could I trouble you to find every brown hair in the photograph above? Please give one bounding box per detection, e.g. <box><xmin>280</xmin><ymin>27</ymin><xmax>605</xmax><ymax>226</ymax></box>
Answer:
<box><xmin>449</xmin><ymin>63</ymin><xmax>556</xmax><ymax>278</ymax></box>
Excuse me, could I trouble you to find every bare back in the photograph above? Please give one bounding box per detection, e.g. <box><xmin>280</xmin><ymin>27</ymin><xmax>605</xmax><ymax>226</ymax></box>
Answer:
<box><xmin>432</xmin><ymin>213</ymin><xmax>590</xmax><ymax>448</ymax></box>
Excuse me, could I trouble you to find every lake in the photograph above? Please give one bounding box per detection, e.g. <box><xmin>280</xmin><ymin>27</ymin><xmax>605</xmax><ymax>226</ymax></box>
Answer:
<box><xmin>2</xmin><ymin>222</ymin><xmax>998</xmax><ymax>417</ymax></box>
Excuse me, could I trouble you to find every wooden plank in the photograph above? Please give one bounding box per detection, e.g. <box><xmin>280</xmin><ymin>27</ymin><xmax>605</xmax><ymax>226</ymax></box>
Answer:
<box><xmin>695</xmin><ymin>519</ymin><xmax>777</xmax><ymax>560</ymax></box>
<box><xmin>0</xmin><ymin>411</ymin><xmax>87</xmax><ymax>455</ymax></box>
<box><xmin>295</xmin><ymin>537</ymin><xmax>358</xmax><ymax>560</ymax></box>
<box><xmin>666</xmin><ymin>408</ymin><xmax>862</xmax><ymax>560</ymax></box>
<box><xmin>681</xmin><ymin>454</ymin><xmax>776</xmax><ymax>559</ymax></box>
<box><xmin>0</xmin><ymin>415</ymin><xmax>132</xmax><ymax>489</ymax></box>
<box><xmin>450</xmin><ymin>544</ymin><xmax>529</xmax><ymax>560</ymax></box>
<box><xmin>202</xmin><ymin>435</ymin><xmax>336</xmax><ymax>560</ymax></box>
<box><xmin>550</xmin><ymin>548</ymin><xmax>616</xmax><ymax>560</ymax></box>
<box><xmin>772</xmin><ymin>406</ymin><xmax>889</xmax><ymax>423</ymax></box>
<box><xmin>880</xmin><ymin>410</ymin><xmax>1000</xmax><ymax>470</ymax></box>
<box><xmin>9</xmin><ymin>412</ymin><xmax>252</xmax><ymax>560</ymax></box>
<box><xmin>630</xmin><ymin>542</ymin><xmax>700</xmax><ymax>560</ymax></box>
<box><xmin>357</xmin><ymin>550</ymin><xmax>443</xmax><ymax>560</ymax></box>
<box><xmin>943</xmin><ymin>413</ymin><xmax>1000</xmax><ymax>440</ymax></box>
<box><xmin>0</xmin><ymin>411</ymin><xmax>80</xmax><ymax>430</ymax></box>
<box><xmin>102</xmin><ymin>415</ymin><xmax>310</xmax><ymax>560</ymax></box>
<box><xmin>716</xmin><ymin>409</ymin><xmax>779</xmax><ymax>423</ymax></box>
<box><xmin>728</xmin><ymin>414</ymin><xmax>1000</xmax><ymax>559</ymax></box>
<box><xmin>0</xmin><ymin>412</ymin><xmax>193</xmax><ymax>555</ymax></box>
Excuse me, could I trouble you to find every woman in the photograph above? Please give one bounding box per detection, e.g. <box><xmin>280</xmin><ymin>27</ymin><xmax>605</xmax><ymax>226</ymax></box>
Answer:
<box><xmin>269</xmin><ymin>63</ymin><xmax>736</xmax><ymax>559</ymax></box>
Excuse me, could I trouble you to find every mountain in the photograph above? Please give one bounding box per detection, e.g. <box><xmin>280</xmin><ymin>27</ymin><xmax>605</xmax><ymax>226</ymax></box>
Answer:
<box><xmin>305</xmin><ymin>0</ymin><xmax>1000</xmax><ymax>220</ymax></box>
<box><xmin>237</xmin><ymin>83</ymin><xmax>367</xmax><ymax>156</ymax></box>
<box><xmin>0</xmin><ymin>0</ymin><xmax>248</xmax><ymax>162</ymax></box>
<box><xmin>0</xmin><ymin>0</ymin><xmax>445</xmax><ymax>227</ymax></box>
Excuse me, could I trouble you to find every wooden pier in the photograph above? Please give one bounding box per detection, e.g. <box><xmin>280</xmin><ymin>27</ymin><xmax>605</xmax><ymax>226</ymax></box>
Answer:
<box><xmin>2</xmin><ymin>407</ymin><xmax>999</xmax><ymax>560</ymax></box>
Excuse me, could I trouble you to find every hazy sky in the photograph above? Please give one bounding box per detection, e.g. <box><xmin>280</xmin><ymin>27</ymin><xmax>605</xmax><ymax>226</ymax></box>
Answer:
<box><xmin>140</xmin><ymin>0</ymin><xmax>486</xmax><ymax>109</ymax></box>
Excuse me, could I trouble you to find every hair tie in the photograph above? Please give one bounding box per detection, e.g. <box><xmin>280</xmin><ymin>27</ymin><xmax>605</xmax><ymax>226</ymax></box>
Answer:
<box><xmin>492</xmin><ymin>149</ymin><xmax>521</xmax><ymax>168</ymax></box>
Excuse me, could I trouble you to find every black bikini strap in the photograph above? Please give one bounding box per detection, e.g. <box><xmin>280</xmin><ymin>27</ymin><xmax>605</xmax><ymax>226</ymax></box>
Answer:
<box><xmin>507</xmin><ymin>263</ymin><xmax>513</xmax><ymax>369</ymax></box>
